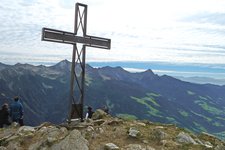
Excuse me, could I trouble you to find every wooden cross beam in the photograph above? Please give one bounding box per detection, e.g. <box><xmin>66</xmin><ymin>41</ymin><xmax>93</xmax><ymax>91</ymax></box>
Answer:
<box><xmin>42</xmin><ymin>28</ymin><xmax>110</xmax><ymax>49</ymax></box>
<box><xmin>41</xmin><ymin>3</ymin><xmax>111</xmax><ymax>122</ymax></box>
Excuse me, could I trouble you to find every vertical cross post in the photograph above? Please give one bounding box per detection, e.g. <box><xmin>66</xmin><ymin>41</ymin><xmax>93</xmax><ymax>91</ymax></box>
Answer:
<box><xmin>42</xmin><ymin>3</ymin><xmax>111</xmax><ymax>123</ymax></box>
<box><xmin>68</xmin><ymin>3</ymin><xmax>88</xmax><ymax>122</ymax></box>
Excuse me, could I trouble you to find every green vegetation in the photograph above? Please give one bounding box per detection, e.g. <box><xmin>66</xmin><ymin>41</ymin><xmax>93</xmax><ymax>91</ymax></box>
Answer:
<box><xmin>147</xmin><ymin>111</ymin><xmax>163</xmax><ymax>117</ymax></box>
<box><xmin>166</xmin><ymin>117</ymin><xmax>178</xmax><ymax>124</ymax></box>
<box><xmin>206</xmin><ymin>95</ymin><xmax>212</xmax><ymax>100</ymax></box>
<box><xmin>131</xmin><ymin>96</ymin><xmax>160</xmax><ymax>109</ymax></box>
<box><xmin>187</xmin><ymin>90</ymin><xmax>195</xmax><ymax>95</ymax></box>
<box><xmin>193</xmin><ymin>122</ymin><xmax>207</xmax><ymax>132</ymax></box>
<box><xmin>179</xmin><ymin>110</ymin><xmax>189</xmax><ymax>117</ymax></box>
<box><xmin>198</xmin><ymin>96</ymin><xmax>208</xmax><ymax>101</ymax></box>
<box><xmin>146</xmin><ymin>92</ymin><xmax>161</xmax><ymax>97</ymax></box>
<box><xmin>145</xmin><ymin>97</ymin><xmax>160</xmax><ymax>107</ymax></box>
<box><xmin>116</xmin><ymin>114</ymin><xmax>137</xmax><ymax>120</ymax></box>
<box><xmin>216</xmin><ymin>117</ymin><xmax>225</xmax><ymax>121</ymax></box>
<box><xmin>194</xmin><ymin>100</ymin><xmax>223</xmax><ymax>115</ymax></box>
<box><xmin>145</xmin><ymin>93</ymin><xmax>161</xmax><ymax>107</ymax></box>
<box><xmin>212</xmin><ymin>122</ymin><xmax>224</xmax><ymax>127</ymax></box>
<box><xmin>191</xmin><ymin>111</ymin><xmax>212</xmax><ymax>122</ymax></box>
<box><xmin>131</xmin><ymin>96</ymin><xmax>162</xmax><ymax>117</ymax></box>
<box><xmin>198</xmin><ymin>95</ymin><xmax>216</xmax><ymax>105</ymax></box>
<box><xmin>137</xmin><ymin>93</ymin><xmax>161</xmax><ymax>107</ymax></box>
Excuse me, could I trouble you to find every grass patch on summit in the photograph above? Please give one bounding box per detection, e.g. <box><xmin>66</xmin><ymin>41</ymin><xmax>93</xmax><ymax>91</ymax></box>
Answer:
<box><xmin>116</xmin><ymin>114</ymin><xmax>137</xmax><ymax>121</ymax></box>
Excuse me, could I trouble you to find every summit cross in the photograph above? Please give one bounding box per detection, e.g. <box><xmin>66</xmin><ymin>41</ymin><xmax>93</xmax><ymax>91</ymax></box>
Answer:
<box><xmin>41</xmin><ymin>3</ymin><xmax>111</xmax><ymax>122</ymax></box>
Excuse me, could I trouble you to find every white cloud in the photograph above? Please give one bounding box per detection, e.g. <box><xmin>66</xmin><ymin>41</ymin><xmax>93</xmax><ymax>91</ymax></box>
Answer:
<box><xmin>1</xmin><ymin>0</ymin><xmax>225</xmax><ymax>68</ymax></box>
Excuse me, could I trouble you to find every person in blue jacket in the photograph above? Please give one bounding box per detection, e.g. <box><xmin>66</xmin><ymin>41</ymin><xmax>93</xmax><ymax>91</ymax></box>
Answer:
<box><xmin>10</xmin><ymin>96</ymin><xmax>24</xmax><ymax>126</ymax></box>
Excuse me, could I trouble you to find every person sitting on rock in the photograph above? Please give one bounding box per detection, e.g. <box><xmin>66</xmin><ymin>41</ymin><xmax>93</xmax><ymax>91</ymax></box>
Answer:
<box><xmin>0</xmin><ymin>103</ymin><xmax>11</xmax><ymax>128</ymax></box>
<box><xmin>85</xmin><ymin>106</ymin><xmax>94</xmax><ymax>119</ymax></box>
<box><xmin>10</xmin><ymin>96</ymin><xmax>24</xmax><ymax>126</ymax></box>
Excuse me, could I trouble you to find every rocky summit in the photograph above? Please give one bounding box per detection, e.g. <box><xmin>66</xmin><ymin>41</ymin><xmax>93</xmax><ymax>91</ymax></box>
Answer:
<box><xmin>0</xmin><ymin>110</ymin><xmax>224</xmax><ymax>150</ymax></box>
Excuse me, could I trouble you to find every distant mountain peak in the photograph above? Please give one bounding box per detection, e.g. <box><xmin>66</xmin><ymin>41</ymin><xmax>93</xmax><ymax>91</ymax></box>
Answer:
<box><xmin>143</xmin><ymin>69</ymin><xmax>154</xmax><ymax>74</ymax></box>
<box><xmin>51</xmin><ymin>59</ymin><xmax>71</xmax><ymax>71</ymax></box>
<box><xmin>138</xmin><ymin>69</ymin><xmax>156</xmax><ymax>79</ymax></box>
<box><xmin>56</xmin><ymin>59</ymin><xmax>70</xmax><ymax>66</ymax></box>
<box><xmin>14</xmin><ymin>63</ymin><xmax>35</xmax><ymax>70</ymax></box>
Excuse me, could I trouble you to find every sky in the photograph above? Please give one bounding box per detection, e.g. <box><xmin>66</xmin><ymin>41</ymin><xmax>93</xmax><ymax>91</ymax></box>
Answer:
<box><xmin>1</xmin><ymin>0</ymin><xmax>225</xmax><ymax>79</ymax></box>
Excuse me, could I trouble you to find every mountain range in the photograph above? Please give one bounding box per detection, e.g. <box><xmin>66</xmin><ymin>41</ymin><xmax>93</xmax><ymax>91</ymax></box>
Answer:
<box><xmin>0</xmin><ymin>60</ymin><xmax>225</xmax><ymax>139</ymax></box>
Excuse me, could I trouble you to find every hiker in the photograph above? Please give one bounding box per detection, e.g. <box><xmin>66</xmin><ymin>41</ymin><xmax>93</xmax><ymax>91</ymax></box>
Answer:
<box><xmin>0</xmin><ymin>103</ymin><xmax>11</xmax><ymax>128</ymax></box>
<box><xmin>85</xmin><ymin>106</ymin><xmax>94</xmax><ymax>119</ymax></box>
<box><xmin>10</xmin><ymin>96</ymin><xmax>24</xmax><ymax>126</ymax></box>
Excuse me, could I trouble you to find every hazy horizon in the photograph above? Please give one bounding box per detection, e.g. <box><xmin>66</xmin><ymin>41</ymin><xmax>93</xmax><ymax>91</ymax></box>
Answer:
<box><xmin>1</xmin><ymin>60</ymin><xmax>225</xmax><ymax>86</ymax></box>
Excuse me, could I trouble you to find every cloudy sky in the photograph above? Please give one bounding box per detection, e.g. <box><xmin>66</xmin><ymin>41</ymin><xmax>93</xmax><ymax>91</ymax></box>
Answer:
<box><xmin>1</xmin><ymin>0</ymin><xmax>225</xmax><ymax>78</ymax></box>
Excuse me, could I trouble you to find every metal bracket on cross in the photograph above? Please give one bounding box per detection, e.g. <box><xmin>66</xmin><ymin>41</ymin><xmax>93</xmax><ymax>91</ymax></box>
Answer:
<box><xmin>41</xmin><ymin>3</ymin><xmax>111</xmax><ymax>122</ymax></box>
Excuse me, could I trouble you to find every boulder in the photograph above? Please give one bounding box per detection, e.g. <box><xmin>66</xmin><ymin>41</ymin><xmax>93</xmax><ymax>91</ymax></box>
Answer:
<box><xmin>85</xmin><ymin>126</ymin><xmax>95</xmax><ymax>140</ymax></box>
<box><xmin>159</xmin><ymin>140</ymin><xmax>180</xmax><ymax>148</ymax></box>
<box><xmin>93</xmin><ymin>119</ymin><xmax>105</xmax><ymax>126</ymax></box>
<box><xmin>215</xmin><ymin>144</ymin><xmax>225</xmax><ymax>150</ymax></box>
<box><xmin>195</xmin><ymin>138</ymin><xmax>204</xmax><ymax>145</ymax></box>
<box><xmin>128</xmin><ymin>127</ymin><xmax>140</xmax><ymax>138</ymax></box>
<box><xmin>96</xmin><ymin>127</ymin><xmax>104</xmax><ymax>134</ymax></box>
<box><xmin>125</xmin><ymin>144</ymin><xmax>142</xmax><ymax>150</ymax></box>
<box><xmin>136</xmin><ymin>122</ymin><xmax>146</xmax><ymax>127</ymax></box>
<box><xmin>92</xmin><ymin>109</ymin><xmax>107</xmax><ymax>120</ymax></box>
<box><xmin>6</xmin><ymin>141</ymin><xmax>21</xmax><ymax>150</ymax></box>
<box><xmin>125</xmin><ymin>144</ymin><xmax>155</xmax><ymax>150</ymax></box>
<box><xmin>203</xmin><ymin>141</ymin><xmax>213</xmax><ymax>148</ymax></box>
<box><xmin>104</xmin><ymin>143</ymin><xmax>119</xmax><ymax>150</ymax></box>
<box><xmin>29</xmin><ymin>126</ymin><xmax>68</xmax><ymax>150</ymax></box>
<box><xmin>152</xmin><ymin>129</ymin><xmax>168</xmax><ymax>140</ymax></box>
<box><xmin>50</xmin><ymin>129</ymin><xmax>89</xmax><ymax>150</ymax></box>
<box><xmin>0</xmin><ymin>146</ymin><xmax>6</xmax><ymax>150</ymax></box>
<box><xmin>17</xmin><ymin>126</ymin><xmax>35</xmax><ymax>134</ymax></box>
<box><xmin>176</xmin><ymin>132</ymin><xmax>197</xmax><ymax>144</ymax></box>
<box><xmin>86</xmin><ymin>126</ymin><xmax>94</xmax><ymax>132</ymax></box>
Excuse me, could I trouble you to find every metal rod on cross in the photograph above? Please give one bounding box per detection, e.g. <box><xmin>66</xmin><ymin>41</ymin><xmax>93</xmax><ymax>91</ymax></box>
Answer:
<box><xmin>41</xmin><ymin>3</ymin><xmax>111</xmax><ymax>123</ymax></box>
